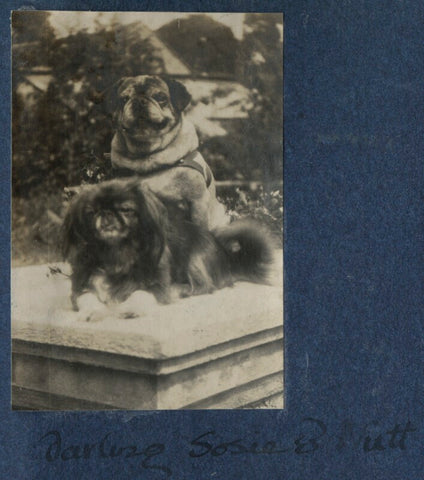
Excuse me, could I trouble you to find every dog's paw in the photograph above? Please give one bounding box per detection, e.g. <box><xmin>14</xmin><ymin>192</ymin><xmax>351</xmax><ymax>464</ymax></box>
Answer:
<box><xmin>74</xmin><ymin>293</ymin><xmax>112</xmax><ymax>322</ymax></box>
<box><xmin>75</xmin><ymin>292</ymin><xmax>103</xmax><ymax>311</ymax></box>
<box><xmin>116</xmin><ymin>290</ymin><xmax>159</xmax><ymax>317</ymax></box>
<box><xmin>76</xmin><ymin>307</ymin><xmax>110</xmax><ymax>323</ymax></box>
<box><xmin>176</xmin><ymin>284</ymin><xmax>193</xmax><ymax>298</ymax></box>
<box><xmin>74</xmin><ymin>290</ymin><xmax>159</xmax><ymax>321</ymax></box>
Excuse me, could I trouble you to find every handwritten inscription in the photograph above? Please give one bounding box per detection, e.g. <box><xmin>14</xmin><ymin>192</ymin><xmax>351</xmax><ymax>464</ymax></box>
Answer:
<box><xmin>189</xmin><ymin>418</ymin><xmax>327</xmax><ymax>457</ymax></box>
<box><xmin>188</xmin><ymin>419</ymin><xmax>416</xmax><ymax>458</ymax></box>
<box><xmin>39</xmin><ymin>431</ymin><xmax>171</xmax><ymax>476</ymax></box>
<box><xmin>37</xmin><ymin>419</ymin><xmax>418</xmax><ymax>477</ymax></box>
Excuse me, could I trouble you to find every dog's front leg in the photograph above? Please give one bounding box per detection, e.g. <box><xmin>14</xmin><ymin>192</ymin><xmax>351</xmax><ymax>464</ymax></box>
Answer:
<box><xmin>71</xmin><ymin>272</ymin><xmax>116</xmax><ymax>322</ymax></box>
<box><xmin>150</xmin><ymin>248</ymin><xmax>176</xmax><ymax>304</ymax></box>
<box><xmin>89</xmin><ymin>272</ymin><xmax>113</xmax><ymax>304</ymax></box>
<box><xmin>74</xmin><ymin>292</ymin><xmax>114</xmax><ymax>322</ymax></box>
<box><xmin>189</xmin><ymin>193</ymin><xmax>211</xmax><ymax>230</ymax></box>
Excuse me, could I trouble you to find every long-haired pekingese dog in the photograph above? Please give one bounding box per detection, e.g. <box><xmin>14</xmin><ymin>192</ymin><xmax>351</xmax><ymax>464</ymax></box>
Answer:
<box><xmin>62</xmin><ymin>178</ymin><xmax>275</xmax><ymax>321</ymax></box>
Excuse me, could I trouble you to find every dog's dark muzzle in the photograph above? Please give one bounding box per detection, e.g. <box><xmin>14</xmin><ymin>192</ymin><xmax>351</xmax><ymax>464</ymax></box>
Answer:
<box><xmin>125</xmin><ymin>97</ymin><xmax>166</xmax><ymax>124</ymax></box>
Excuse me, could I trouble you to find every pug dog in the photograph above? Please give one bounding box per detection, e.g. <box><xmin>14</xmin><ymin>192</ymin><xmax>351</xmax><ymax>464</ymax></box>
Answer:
<box><xmin>108</xmin><ymin>75</ymin><xmax>228</xmax><ymax>230</ymax></box>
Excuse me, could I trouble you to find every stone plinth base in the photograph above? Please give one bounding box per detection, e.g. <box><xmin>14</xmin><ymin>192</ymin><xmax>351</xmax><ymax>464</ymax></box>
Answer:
<box><xmin>12</xmin><ymin>255</ymin><xmax>283</xmax><ymax>410</ymax></box>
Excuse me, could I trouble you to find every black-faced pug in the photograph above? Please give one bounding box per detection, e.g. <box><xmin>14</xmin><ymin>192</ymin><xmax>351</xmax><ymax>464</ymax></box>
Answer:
<box><xmin>108</xmin><ymin>75</ymin><xmax>228</xmax><ymax>230</ymax></box>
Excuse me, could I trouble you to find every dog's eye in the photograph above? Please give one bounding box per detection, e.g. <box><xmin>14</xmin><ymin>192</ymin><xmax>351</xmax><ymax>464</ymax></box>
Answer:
<box><xmin>153</xmin><ymin>93</ymin><xmax>168</xmax><ymax>104</ymax></box>
<box><xmin>118</xmin><ymin>207</ymin><xmax>135</xmax><ymax>215</ymax></box>
<box><xmin>120</xmin><ymin>95</ymin><xmax>130</xmax><ymax>104</ymax></box>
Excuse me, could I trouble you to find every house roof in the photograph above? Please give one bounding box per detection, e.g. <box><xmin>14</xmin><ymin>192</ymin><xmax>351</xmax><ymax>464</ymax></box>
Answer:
<box><xmin>13</xmin><ymin>21</ymin><xmax>193</xmax><ymax>77</ymax></box>
<box><xmin>113</xmin><ymin>22</ymin><xmax>192</xmax><ymax>76</ymax></box>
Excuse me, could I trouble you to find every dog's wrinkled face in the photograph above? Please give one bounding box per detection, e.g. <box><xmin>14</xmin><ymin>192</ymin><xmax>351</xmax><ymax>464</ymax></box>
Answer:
<box><xmin>63</xmin><ymin>180</ymin><xmax>168</xmax><ymax>265</ymax></box>
<box><xmin>113</xmin><ymin>76</ymin><xmax>191</xmax><ymax>140</ymax></box>
<box><xmin>84</xmin><ymin>187</ymin><xmax>140</xmax><ymax>245</ymax></box>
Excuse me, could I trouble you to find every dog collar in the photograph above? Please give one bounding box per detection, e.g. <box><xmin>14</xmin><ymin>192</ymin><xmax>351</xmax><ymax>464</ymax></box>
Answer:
<box><xmin>112</xmin><ymin>150</ymin><xmax>212</xmax><ymax>188</ymax></box>
<box><xmin>175</xmin><ymin>150</ymin><xmax>213</xmax><ymax>188</ymax></box>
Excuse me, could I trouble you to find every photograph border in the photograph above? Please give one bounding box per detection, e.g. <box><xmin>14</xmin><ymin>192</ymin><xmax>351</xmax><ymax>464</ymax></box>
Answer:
<box><xmin>10</xmin><ymin>10</ymin><xmax>284</xmax><ymax>412</ymax></box>
<box><xmin>2</xmin><ymin>0</ymin><xmax>424</xmax><ymax>479</ymax></box>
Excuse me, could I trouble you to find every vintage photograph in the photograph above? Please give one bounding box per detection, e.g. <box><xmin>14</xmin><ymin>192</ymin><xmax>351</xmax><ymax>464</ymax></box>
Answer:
<box><xmin>11</xmin><ymin>11</ymin><xmax>283</xmax><ymax>410</ymax></box>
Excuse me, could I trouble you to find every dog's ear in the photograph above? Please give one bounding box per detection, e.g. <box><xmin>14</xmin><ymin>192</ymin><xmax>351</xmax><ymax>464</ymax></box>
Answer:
<box><xmin>163</xmin><ymin>77</ymin><xmax>191</xmax><ymax>113</ymax></box>
<box><xmin>105</xmin><ymin>77</ymin><xmax>134</xmax><ymax>113</ymax></box>
<box><xmin>61</xmin><ymin>189</ymin><xmax>93</xmax><ymax>259</ymax></box>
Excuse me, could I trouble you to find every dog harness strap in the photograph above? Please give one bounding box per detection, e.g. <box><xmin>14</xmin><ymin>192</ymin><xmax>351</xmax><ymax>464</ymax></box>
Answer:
<box><xmin>177</xmin><ymin>151</ymin><xmax>212</xmax><ymax>188</ymax></box>
<box><xmin>111</xmin><ymin>150</ymin><xmax>212</xmax><ymax>187</ymax></box>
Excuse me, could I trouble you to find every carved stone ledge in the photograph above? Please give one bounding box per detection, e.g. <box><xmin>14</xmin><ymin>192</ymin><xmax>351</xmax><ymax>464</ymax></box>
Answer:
<box><xmin>12</xmin><ymin>253</ymin><xmax>283</xmax><ymax>410</ymax></box>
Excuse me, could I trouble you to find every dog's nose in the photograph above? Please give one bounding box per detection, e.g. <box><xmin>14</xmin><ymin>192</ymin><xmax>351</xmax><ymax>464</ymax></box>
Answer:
<box><xmin>100</xmin><ymin>211</ymin><xmax>118</xmax><ymax>229</ymax></box>
<box><xmin>132</xmin><ymin>97</ymin><xmax>164</xmax><ymax>123</ymax></box>
<box><xmin>131</xmin><ymin>98</ymin><xmax>147</xmax><ymax>115</ymax></box>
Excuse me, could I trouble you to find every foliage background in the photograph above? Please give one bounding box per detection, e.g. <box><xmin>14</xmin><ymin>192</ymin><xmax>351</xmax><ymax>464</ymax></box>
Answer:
<box><xmin>12</xmin><ymin>12</ymin><xmax>283</xmax><ymax>265</ymax></box>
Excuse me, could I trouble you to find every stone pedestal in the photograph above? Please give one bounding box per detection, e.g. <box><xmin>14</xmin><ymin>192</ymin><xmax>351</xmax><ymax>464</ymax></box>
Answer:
<box><xmin>12</xmin><ymin>254</ymin><xmax>283</xmax><ymax>410</ymax></box>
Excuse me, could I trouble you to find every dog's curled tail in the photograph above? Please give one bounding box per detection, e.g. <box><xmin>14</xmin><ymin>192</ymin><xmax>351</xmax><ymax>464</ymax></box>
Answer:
<box><xmin>214</xmin><ymin>219</ymin><xmax>277</xmax><ymax>284</ymax></box>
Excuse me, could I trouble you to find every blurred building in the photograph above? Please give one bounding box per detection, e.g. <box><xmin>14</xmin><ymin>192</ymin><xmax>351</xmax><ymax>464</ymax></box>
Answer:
<box><xmin>13</xmin><ymin>17</ymin><xmax>252</xmax><ymax>140</ymax></box>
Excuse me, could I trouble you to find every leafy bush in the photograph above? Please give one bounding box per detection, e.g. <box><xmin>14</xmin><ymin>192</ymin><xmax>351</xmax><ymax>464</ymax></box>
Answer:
<box><xmin>12</xmin><ymin>191</ymin><xmax>63</xmax><ymax>266</ymax></box>
<box><xmin>219</xmin><ymin>185</ymin><xmax>283</xmax><ymax>242</ymax></box>
<box><xmin>12</xmin><ymin>14</ymin><xmax>283</xmax><ymax>197</ymax></box>
<box><xmin>13</xmin><ymin>27</ymin><xmax>161</xmax><ymax>197</ymax></box>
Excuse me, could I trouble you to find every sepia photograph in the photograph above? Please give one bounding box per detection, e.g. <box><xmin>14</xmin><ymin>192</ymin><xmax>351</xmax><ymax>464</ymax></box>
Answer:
<box><xmin>11</xmin><ymin>11</ymin><xmax>283</xmax><ymax>410</ymax></box>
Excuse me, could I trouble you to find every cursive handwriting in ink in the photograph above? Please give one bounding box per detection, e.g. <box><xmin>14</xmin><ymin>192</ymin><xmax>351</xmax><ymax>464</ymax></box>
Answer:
<box><xmin>335</xmin><ymin>420</ymin><xmax>417</xmax><ymax>453</ymax></box>
<box><xmin>189</xmin><ymin>430</ymin><xmax>289</xmax><ymax>457</ymax></box>
<box><xmin>294</xmin><ymin>417</ymin><xmax>327</xmax><ymax>453</ymax></box>
<box><xmin>189</xmin><ymin>418</ymin><xmax>327</xmax><ymax>458</ymax></box>
<box><xmin>38</xmin><ymin>430</ymin><xmax>171</xmax><ymax>477</ymax></box>
<box><xmin>362</xmin><ymin>421</ymin><xmax>417</xmax><ymax>453</ymax></box>
<box><xmin>189</xmin><ymin>418</ymin><xmax>417</xmax><ymax>460</ymax></box>
<box><xmin>37</xmin><ymin>417</ymin><xmax>418</xmax><ymax>476</ymax></box>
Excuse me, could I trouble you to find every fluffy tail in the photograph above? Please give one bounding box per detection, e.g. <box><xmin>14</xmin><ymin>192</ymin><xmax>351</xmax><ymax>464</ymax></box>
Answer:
<box><xmin>214</xmin><ymin>219</ymin><xmax>277</xmax><ymax>284</ymax></box>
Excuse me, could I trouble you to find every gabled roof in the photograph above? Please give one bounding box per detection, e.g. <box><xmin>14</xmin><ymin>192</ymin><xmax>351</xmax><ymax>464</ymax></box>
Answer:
<box><xmin>116</xmin><ymin>22</ymin><xmax>192</xmax><ymax>76</ymax></box>
<box><xmin>13</xmin><ymin>21</ymin><xmax>193</xmax><ymax>77</ymax></box>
